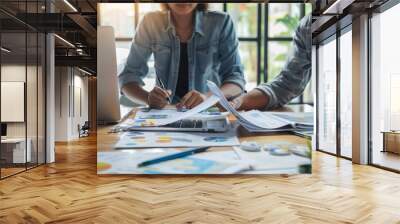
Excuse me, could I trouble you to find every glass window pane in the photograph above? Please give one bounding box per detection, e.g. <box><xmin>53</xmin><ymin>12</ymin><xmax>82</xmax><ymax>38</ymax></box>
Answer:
<box><xmin>227</xmin><ymin>3</ymin><xmax>258</xmax><ymax>38</ymax></box>
<box><xmin>239</xmin><ymin>42</ymin><xmax>258</xmax><ymax>90</ymax></box>
<box><xmin>99</xmin><ymin>3</ymin><xmax>135</xmax><ymax>38</ymax></box>
<box><xmin>1</xmin><ymin>31</ymin><xmax>28</xmax><ymax>177</ymax></box>
<box><xmin>38</xmin><ymin>33</ymin><xmax>46</xmax><ymax>165</ymax></box>
<box><xmin>340</xmin><ymin>30</ymin><xmax>352</xmax><ymax>158</ymax></box>
<box><xmin>27</xmin><ymin>31</ymin><xmax>38</xmax><ymax>168</ymax></box>
<box><xmin>317</xmin><ymin>38</ymin><xmax>337</xmax><ymax>154</ymax></box>
<box><xmin>209</xmin><ymin>3</ymin><xmax>224</xmax><ymax>11</ymax></box>
<box><xmin>268</xmin><ymin>41</ymin><xmax>291</xmax><ymax>81</ymax></box>
<box><xmin>305</xmin><ymin>3</ymin><xmax>312</xmax><ymax>15</ymax></box>
<box><xmin>371</xmin><ymin>4</ymin><xmax>400</xmax><ymax>171</ymax></box>
<box><xmin>268</xmin><ymin>3</ymin><xmax>301</xmax><ymax>38</ymax></box>
<box><xmin>303</xmin><ymin>82</ymin><xmax>313</xmax><ymax>104</ymax></box>
<box><xmin>138</xmin><ymin>3</ymin><xmax>161</xmax><ymax>22</ymax></box>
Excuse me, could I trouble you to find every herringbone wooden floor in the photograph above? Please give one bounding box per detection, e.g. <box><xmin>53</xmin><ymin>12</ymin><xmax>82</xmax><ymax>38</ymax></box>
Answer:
<box><xmin>1</xmin><ymin>135</ymin><xmax>400</xmax><ymax>224</ymax></box>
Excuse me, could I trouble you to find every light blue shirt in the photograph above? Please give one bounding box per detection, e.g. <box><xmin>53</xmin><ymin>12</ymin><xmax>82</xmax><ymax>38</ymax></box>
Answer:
<box><xmin>119</xmin><ymin>10</ymin><xmax>246</xmax><ymax>102</ymax></box>
<box><xmin>256</xmin><ymin>15</ymin><xmax>312</xmax><ymax>110</ymax></box>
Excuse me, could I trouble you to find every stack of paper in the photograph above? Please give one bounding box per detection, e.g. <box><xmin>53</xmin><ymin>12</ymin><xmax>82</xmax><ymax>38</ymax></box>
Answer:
<box><xmin>207</xmin><ymin>81</ymin><xmax>313</xmax><ymax>133</ymax></box>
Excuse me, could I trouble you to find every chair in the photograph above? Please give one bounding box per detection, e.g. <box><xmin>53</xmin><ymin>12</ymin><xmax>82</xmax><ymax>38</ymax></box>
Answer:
<box><xmin>78</xmin><ymin>121</ymin><xmax>90</xmax><ymax>138</ymax></box>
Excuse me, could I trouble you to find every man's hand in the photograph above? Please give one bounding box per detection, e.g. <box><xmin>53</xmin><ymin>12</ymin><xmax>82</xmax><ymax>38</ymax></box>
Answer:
<box><xmin>228</xmin><ymin>89</ymin><xmax>269</xmax><ymax>111</ymax></box>
<box><xmin>229</xmin><ymin>94</ymin><xmax>244</xmax><ymax>110</ymax></box>
<box><xmin>148</xmin><ymin>86</ymin><xmax>171</xmax><ymax>109</ymax></box>
<box><xmin>177</xmin><ymin>90</ymin><xmax>207</xmax><ymax>109</ymax></box>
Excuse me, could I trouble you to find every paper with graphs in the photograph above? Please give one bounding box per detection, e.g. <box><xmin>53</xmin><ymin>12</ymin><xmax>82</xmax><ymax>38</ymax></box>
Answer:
<box><xmin>126</xmin><ymin>95</ymin><xmax>220</xmax><ymax>127</ymax></box>
<box><xmin>206</xmin><ymin>81</ymin><xmax>313</xmax><ymax>132</ymax></box>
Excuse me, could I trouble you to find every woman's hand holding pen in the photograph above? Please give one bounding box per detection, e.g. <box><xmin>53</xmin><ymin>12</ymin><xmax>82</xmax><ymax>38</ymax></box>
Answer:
<box><xmin>148</xmin><ymin>86</ymin><xmax>171</xmax><ymax>109</ymax></box>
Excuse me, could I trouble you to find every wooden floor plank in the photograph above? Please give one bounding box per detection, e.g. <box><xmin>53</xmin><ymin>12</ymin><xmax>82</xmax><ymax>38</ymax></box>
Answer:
<box><xmin>0</xmin><ymin>135</ymin><xmax>400</xmax><ymax>224</ymax></box>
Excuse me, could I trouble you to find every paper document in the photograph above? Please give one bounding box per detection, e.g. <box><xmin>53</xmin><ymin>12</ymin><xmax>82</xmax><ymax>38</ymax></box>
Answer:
<box><xmin>135</xmin><ymin>108</ymin><xmax>228</xmax><ymax>121</ymax></box>
<box><xmin>98</xmin><ymin>150</ymin><xmax>250</xmax><ymax>174</ymax></box>
<box><xmin>126</xmin><ymin>95</ymin><xmax>220</xmax><ymax>127</ymax></box>
<box><xmin>114</xmin><ymin>130</ymin><xmax>240</xmax><ymax>149</ymax></box>
<box><xmin>207</xmin><ymin>81</ymin><xmax>313</xmax><ymax>133</ymax></box>
<box><xmin>233</xmin><ymin>141</ymin><xmax>311</xmax><ymax>174</ymax></box>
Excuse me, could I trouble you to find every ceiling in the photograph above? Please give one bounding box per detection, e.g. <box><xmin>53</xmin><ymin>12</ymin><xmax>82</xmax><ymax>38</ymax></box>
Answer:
<box><xmin>0</xmin><ymin>0</ymin><xmax>98</xmax><ymax>74</ymax></box>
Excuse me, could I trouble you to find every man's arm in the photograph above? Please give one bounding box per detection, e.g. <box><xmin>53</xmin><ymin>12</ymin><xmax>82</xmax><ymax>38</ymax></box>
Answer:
<box><xmin>254</xmin><ymin>15</ymin><xmax>312</xmax><ymax>110</ymax></box>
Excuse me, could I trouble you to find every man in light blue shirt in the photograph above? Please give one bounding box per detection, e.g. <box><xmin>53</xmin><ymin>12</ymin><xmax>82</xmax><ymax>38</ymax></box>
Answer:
<box><xmin>231</xmin><ymin>15</ymin><xmax>312</xmax><ymax>110</ymax></box>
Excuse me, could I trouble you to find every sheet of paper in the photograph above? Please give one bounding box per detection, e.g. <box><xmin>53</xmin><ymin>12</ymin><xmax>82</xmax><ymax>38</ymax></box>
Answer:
<box><xmin>233</xmin><ymin>142</ymin><xmax>311</xmax><ymax>173</ymax></box>
<box><xmin>268</xmin><ymin>112</ymin><xmax>314</xmax><ymax>126</ymax></box>
<box><xmin>207</xmin><ymin>81</ymin><xmax>291</xmax><ymax>131</ymax></box>
<box><xmin>241</xmin><ymin>110</ymin><xmax>291</xmax><ymax>129</ymax></box>
<box><xmin>114</xmin><ymin>130</ymin><xmax>240</xmax><ymax>149</ymax></box>
<box><xmin>130</xmin><ymin>95</ymin><xmax>220</xmax><ymax>127</ymax></box>
<box><xmin>97</xmin><ymin>150</ymin><xmax>250</xmax><ymax>174</ymax></box>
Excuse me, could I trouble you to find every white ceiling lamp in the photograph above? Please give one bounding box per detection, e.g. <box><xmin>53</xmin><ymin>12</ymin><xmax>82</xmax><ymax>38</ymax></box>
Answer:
<box><xmin>63</xmin><ymin>0</ymin><xmax>78</xmax><ymax>12</ymax></box>
<box><xmin>78</xmin><ymin>67</ymin><xmax>93</xmax><ymax>76</ymax></box>
<box><xmin>54</xmin><ymin>34</ymin><xmax>75</xmax><ymax>48</ymax></box>
<box><xmin>1</xmin><ymin>47</ymin><xmax>11</xmax><ymax>53</ymax></box>
<box><xmin>323</xmin><ymin>0</ymin><xmax>354</xmax><ymax>15</ymax></box>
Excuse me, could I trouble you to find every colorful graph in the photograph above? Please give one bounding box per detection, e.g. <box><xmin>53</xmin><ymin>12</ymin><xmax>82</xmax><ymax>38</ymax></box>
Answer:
<box><xmin>138</xmin><ymin>114</ymin><xmax>169</xmax><ymax>119</ymax></box>
<box><xmin>157</xmin><ymin>136</ymin><xmax>172</xmax><ymax>143</ymax></box>
<box><xmin>114</xmin><ymin>132</ymin><xmax>239</xmax><ymax>149</ymax></box>
<box><xmin>130</xmin><ymin>136</ymin><xmax>146</xmax><ymax>143</ymax></box>
<box><xmin>203</xmin><ymin>136</ymin><xmax>229</xmax><ymax>142</ymax></box>
<box><xmin>97</xmin><ymin>162</ymin><xmax>112</xmax><ymax>171</ymax></box>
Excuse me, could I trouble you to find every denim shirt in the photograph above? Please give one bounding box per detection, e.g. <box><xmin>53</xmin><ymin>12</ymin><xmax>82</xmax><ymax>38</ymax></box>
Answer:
<box><xmin>256</xmin><ymin>15</ymin><xmax>312</xmax><ymax>110</ymax></box>
<box><xmin>119</xmin><ymin>10</ymin><xmax>246</xmax><ymax>102</ymax></box>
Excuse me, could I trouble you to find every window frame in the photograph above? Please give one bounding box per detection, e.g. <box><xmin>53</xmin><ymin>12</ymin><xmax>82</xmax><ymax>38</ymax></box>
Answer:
<box><xmin>314</xmin><ymin>20</ymin><xmax>353</xmax><ymax>160</ymax></box>
<box><xmin>368</xmin><ymin>0</ymin><xmax>400</xmax><ymax>173</ymax></box>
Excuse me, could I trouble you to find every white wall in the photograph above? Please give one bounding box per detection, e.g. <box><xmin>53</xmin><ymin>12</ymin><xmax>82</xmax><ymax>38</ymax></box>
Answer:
<box><xmin>54</xmin><ymin>67</ymin><xmax>89</xmax><ymax>141</ymax></box>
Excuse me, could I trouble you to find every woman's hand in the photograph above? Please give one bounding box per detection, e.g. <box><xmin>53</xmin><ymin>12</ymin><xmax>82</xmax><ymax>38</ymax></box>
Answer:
<box><xmin>148</xmin><ymin>86</ymin><xmax>171</xmax><ymax>109</ymax></box>
<box><xmin>177</xmin><ymin>90</ymin><xmax>207</xmax><ymax>109</ymax></box>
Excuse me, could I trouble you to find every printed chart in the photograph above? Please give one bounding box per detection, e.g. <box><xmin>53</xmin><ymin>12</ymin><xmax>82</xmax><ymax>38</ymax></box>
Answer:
<box><xmin>114</xmin><ymin>131</ymin><xmax>240</xmax><ymax>149</ymax></box>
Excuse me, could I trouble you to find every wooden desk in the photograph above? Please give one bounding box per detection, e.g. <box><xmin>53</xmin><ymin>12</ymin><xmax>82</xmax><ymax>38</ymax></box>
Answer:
<box><xmin>382</xmin><ymin>131</ymin><xmax>400</xmax><ymax>154</ymax></box>
<box><xmin>97</xmin><ymin>106</ymin><xmax>312</xmax><ymax>174</ymax></box>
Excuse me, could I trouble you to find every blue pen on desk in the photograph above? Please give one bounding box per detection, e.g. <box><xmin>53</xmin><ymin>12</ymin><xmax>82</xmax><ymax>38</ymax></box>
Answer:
<box><xmin>137</xmin><ymin>147</ymin><xmax>210</xmax><ymax>168</ymax></box>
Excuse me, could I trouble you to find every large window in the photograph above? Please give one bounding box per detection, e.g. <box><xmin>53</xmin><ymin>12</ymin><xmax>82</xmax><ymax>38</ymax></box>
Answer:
<box><xmin>370</xmin><ymin>3</ymin><xmax>400</xmax><ymax>171</ymax></box>
<box><xmin>339</xmin><ymin>29</ymin><xmax>352</xmax><ymax>159</ymax></box>
<box><xmin>0</xmin><ymin>1</ymin><xmax>47</xmax><ymax>179</ymax></box>
<box><xmin>99</xmin><ymin>3</ymin><xmax>311</xmax><ymax>103</ymax></box>
<box><xmin>317</xmin><ymin>37</ymin><xmax>337</xmax><ymax>155</ymax></box>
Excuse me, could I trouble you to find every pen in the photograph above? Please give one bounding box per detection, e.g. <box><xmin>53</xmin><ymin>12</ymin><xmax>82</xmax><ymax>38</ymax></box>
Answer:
<box><xmin>137</xmin><ymin>146</ymin><xmax>210</xmax><ymax>168</ymax></box>
<box><xmin>156</xmin><ymin>76</ymin><xmax>172</xmax><ymax>103</ymax></box>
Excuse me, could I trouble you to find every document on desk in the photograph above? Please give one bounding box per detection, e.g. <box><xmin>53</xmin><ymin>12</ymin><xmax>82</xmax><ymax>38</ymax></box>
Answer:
<box><xmin>97</xmin><ymin>149</ymin><xmax>250</xmax><ymax>174</ymax></box>
<box><xmin>233</xmin><ymin>144</ymin><xmax>311</xmax><ymax>174</ymax></box>
<box><xmin>114</xmin><ymin>129</ymin><xmax>240</xmax><ymax>149</ymax></box>
<box><xmin>135</xmin><ymin>108</ymin><xmax>228</xmax><ymax>121</ymax></box>
<box><xmin>123</xmin><ymin>95</ymin><xmax>220</xmax><ymax>127</ymax></box>
<box><xmin>207</xmin><ymin>81</ymin><xmax>313</xmax><ymax>133</ymax></box>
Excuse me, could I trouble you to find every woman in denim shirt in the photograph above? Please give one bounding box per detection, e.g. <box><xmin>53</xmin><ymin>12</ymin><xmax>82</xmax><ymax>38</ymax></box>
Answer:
<box><xmin>119</xmin><ymin>3</ymin><xmax>245</xmax><ymax>109</ymax></box>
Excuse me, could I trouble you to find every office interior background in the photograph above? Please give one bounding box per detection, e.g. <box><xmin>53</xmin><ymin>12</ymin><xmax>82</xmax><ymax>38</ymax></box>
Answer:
<box><xmin>0</xmin><ymin>1</ymin><xmax>398</xmax><ymax>178</ymax></box>
<box><xmin>0</xmin><ymin>0</ymin><xmax>97</xmax><ymax>179</ymax></box>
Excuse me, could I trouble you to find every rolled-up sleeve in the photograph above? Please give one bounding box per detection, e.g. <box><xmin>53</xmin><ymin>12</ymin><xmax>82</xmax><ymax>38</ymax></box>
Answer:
<box><xmin>217</xmin><ymin>14</ymin><xmax>246</xmax><ymax>90</ymax></box>
<box><xmin>256</xmin><ymin>15</ymin><xmax>312</xmax><ymax>110</ymax></box>
<box><xmin>118</xmin><ymin>14</ymin><xmax>153</xmax><ymax>89</ymax></box>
